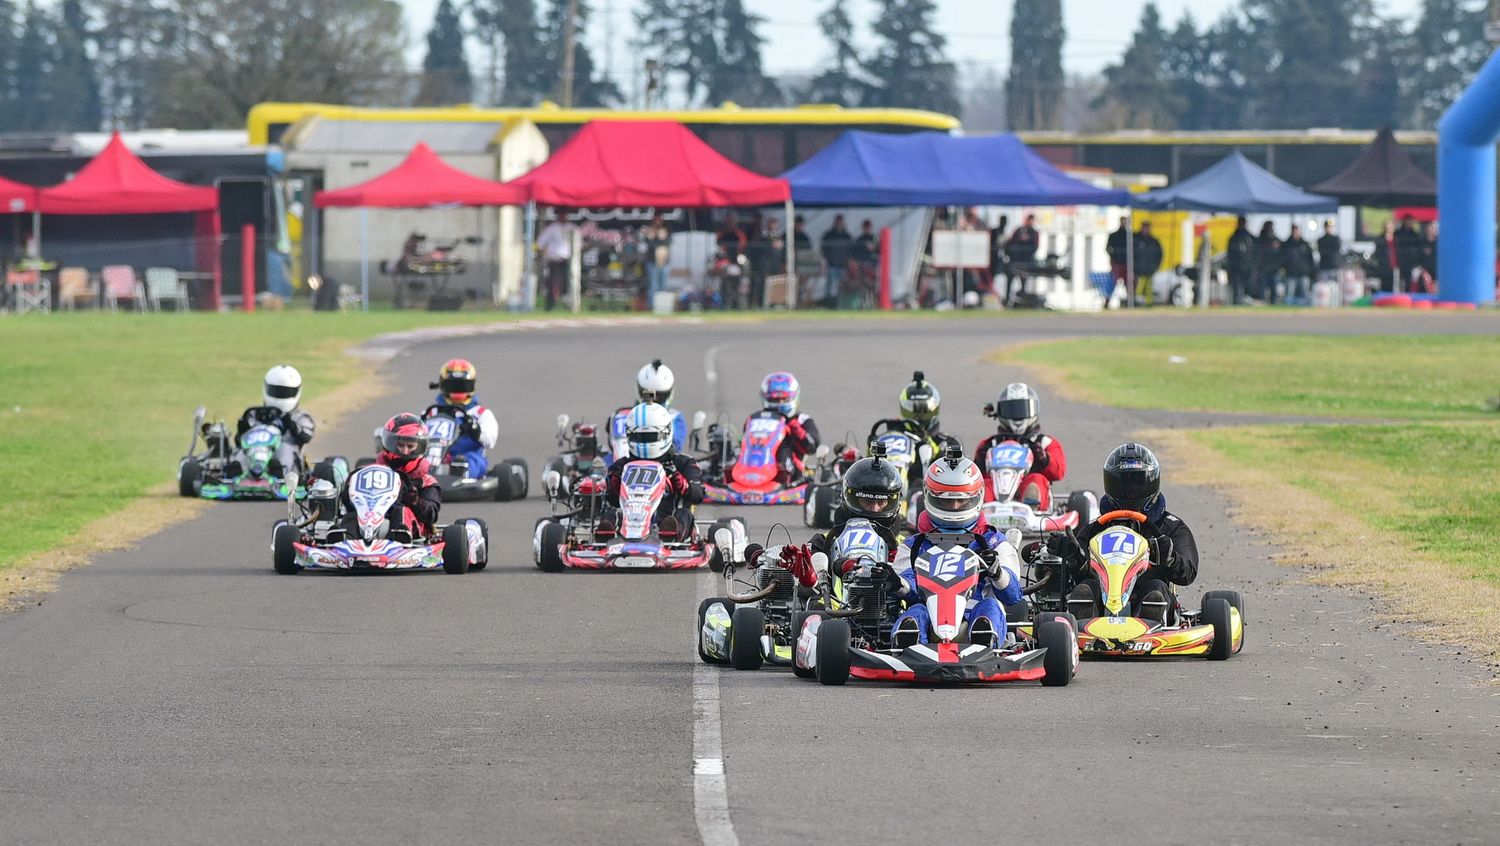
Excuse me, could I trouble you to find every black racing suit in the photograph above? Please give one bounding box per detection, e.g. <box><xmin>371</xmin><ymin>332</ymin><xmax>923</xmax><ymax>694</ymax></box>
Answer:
<box><xmin>606</xmin><ymin>451</ymin><xmax>704</xmax><ymax>531</ymax></box>
<box><xmin>1052</xmin><ymin>494</ymin><xmax>1199</xmax><ymax>615</ymax></box>
<box><xmin>234</xmin><ymin>406</ymin><xmax>316</xmax><ymax>477</ymax></box>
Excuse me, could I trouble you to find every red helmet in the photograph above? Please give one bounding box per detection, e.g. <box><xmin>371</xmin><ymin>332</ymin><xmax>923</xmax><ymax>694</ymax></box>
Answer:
<box><xmin>923</xmin><ymin>449</ymin><xmax>984</xmax><ymax>530</ymax></box>
<box><xmin>438</xmin><ymin>358</ymin><xmax>477</xmax><ymax>405</ymax></box>
<box><xmin>378</xmin><ymin>412</ymin><xmax>430</xmax><ymax>475</ymax></box>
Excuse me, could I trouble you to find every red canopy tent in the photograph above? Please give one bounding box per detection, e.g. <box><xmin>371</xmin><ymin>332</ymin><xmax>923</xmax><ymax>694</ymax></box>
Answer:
<box><xmin>38</xmin><ymin>132</ymin><xmax>221</xmax><ymax>307</ymax></box>
<box><xmin>500</xmin><ymin>120</ymin><xmax>793</xmax><ymax>308</ymax></box>
<box><xmin>313</xmin><ymin>142</ymin><xmax>521</xmax><ymax>309</ymax></box>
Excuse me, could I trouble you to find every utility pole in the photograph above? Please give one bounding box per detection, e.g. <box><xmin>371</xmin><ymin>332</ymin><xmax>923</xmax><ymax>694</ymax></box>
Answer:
<box><xmin>560</xmin><ymin>0</ymin><xmax>580</xmax><ymax>107</ymax></box>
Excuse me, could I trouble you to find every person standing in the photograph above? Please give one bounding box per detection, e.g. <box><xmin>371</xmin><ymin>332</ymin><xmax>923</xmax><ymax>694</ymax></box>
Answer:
<box><xmin>747</xmin><ymin>218</ymin><xmax>784</xmax><ymax>308</ymax></box>
<box><xmin>1370</xmin><ymin>219</ymin><xmax>1398</xmax><ymax>294</ymax></box>
<box><xmin>1316</xmin><ymin>219</ymin><xmax>1341</xmax><ymax>295</ymax></box>
<box><xmin>1253</xmin><ymin>222</ymin><xmax>1282</xmax><ymax>304</ymax></box>
<box><xmin>536</xmin><ymin>210</ymin><xmax>576</xmax><ymax>311</ymax></box>
<box><xmin>1003</xmin><ymin>214</ymin><xmax>1040</xmax><ymax>304</ymax></box>
<box><xmin>1225</xmin><ymin>215</ymin><xmax>1254</xmax><ymax>305</ymax></box>
<box><xmin>716</xmin><ymin>214</ymin><xmax>748</xmax><ymax>261</ymax></box>
<box><xmin>1106</xmin><ymin>216</ymin><xmax>1132</xmax><ymax>300</ymax></box>
<box><xmin>1133</xmin><ymin>221</ymin><xmax>1163</xmax><ymax>306</ymax></box>
<box><xmin>819</xmin><ymin>214</ymin><xmax>853</xmax><ymax>308</ymax></box>
<box><xmin>642</xmin><ymin>213</ymin><xmax>672</xmax><ymax>304</ymax></box>
<box><xmin>1415</xmin><ymin>221</ymin><xmax>1438</xmax><ymax>293</ymax></box>
<box><xmin>1280</xmin><ymin>224</ymin><xmax>1316</xmax><ymax>306</ymax></box>
<box><xmin>1394</xmin><ymin>215</ymin><xmax>1422</xmax><ymax>292</ymax></box>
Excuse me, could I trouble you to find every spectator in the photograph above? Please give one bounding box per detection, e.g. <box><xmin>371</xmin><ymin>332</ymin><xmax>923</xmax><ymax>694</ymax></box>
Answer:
<box><xmin>1393</xmin><ymin>216</ymin><xmax>1423</xmax><ymax>284</ymax></box>
<box><xmin>1253</xmin><ymin>222</ymin><xmax>1282</xmax><ymax>304</ymax></box>
<box><xmin>1225</xmin><ymin>215</ymin><xmax>1254</xmax><ymax>305</ymax></box>
<box><xmin>792</xmin><ymin>215</ymin><xmax>812</xmax><ymax>252</ymax></box>
<box><xmin>1370</xmin><ymin>219</ymin><xmax>1398</xmax><ymax>294</ymax></box>
<box><xmin>642</xmin><ymin>213</ymin><xmax>672</xmax><ymax>302</ymax></box>
<box><xmin>1315</xmin><ymin>219</ymin><xmax>1341</xmax><ymax>290</ymax></box>
<box><xmin>820</xmin><ymin>214</ymin><xmax>853</xmax><ymax>308</ymax></box>
<box><xmin>536</xmin><ymin>210</ymin><xmax>576</xmax><ymax>311</ymax></box>
<box><xmin>1415</xmin><ymin>221</ymin><xmax>1438</xmax><ymax>293</ymax></box>
<box><xmin>716</xmin><ymin>213</ymin><xmax>748</xmax><ymax>260</ymax></box>
<box><xmin>1106</xmin><ymin>216</ymin><xmax>1131</xmax><ymax>296</ymax></box>
<box><xmin>1003</xmin><ymin>214</ymin><xmax>1041</xmax><ymax>304</ymax></box>
<box><xmin>1133</xmin><ymin>221</ymin><xmax>1164</xmax><ymax>306</ymax></box>
<box><xmin>1281</xmin><ymin>224</ymin><xmax>1316</xmax><ymax>306</ymax></box>
<box><xmin>989</xmin><ymin>214</ymin><xmax>1010</xmax><ymax>286</ymax></box>
<box><xmin>747</xmin><ymin>218</ymin><xmax>784</xmax><ymax>308</ymax></box>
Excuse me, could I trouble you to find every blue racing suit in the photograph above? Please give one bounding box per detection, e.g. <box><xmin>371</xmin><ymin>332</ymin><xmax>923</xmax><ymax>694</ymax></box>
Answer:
<box><xmin>425</xmin><ymin>395</ymin><xmax>499</xmax><ymax>479</ymax></box>
<box><xmin>889</xmin><ymin>520</ymin><xmax>1023</xmax><ymax>644</ymax></box>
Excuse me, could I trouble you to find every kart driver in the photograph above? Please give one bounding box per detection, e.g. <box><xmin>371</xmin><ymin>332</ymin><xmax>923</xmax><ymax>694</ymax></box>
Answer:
<box><xmin>972</xmin><ymin>382</ymin><xmax>1067</xmax><ymax>508</ymax></box>
<box><xmin>607</xmin><ymin>360</ymin><xmax>688</xmax><ymax>460</ymax></box>
<box><xmin>343</xmin><ymin>413</ymin><xmax>442</xmax><ymax>538</ymax></box>
<box><xmin>896</xmin><ymin>371</ymin><xmax>962</xmax><ymax>453</ymax></box>
<box><xmin>424</xmin><ymin>358</ymin><xmax>499</xmax><ymax>479</ymax></box>
<box><xmin>1044</xmin><ymin>443</ymin><xmax>1199</xmax><ymax>624</ymax></box>
<box><xmin>604</xmin><ymin>402</ymin><xmax>704</xmax><ymax>538</ymax></box>
<box><xmin>232</xmin><ymin>364</ymin><xmax>316</xmax><ymax>483</ymax></box>
<box><xmin>753</xmin><ymin>371</ymin><xmax>820</xmax><ymax>484</ymax></box>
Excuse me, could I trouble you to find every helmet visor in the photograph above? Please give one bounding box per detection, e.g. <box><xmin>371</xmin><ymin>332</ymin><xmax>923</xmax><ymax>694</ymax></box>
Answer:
<box><xmin>1105</xmin><ymin>467</ymin><xmax>1158</xmax><ymax>508</ymax></box>
<box><xmin>440</xmin><ymin>376</ymin><xmax>477</xmax><ymax>395</ymax></box>
<box><xmin>996</xmin><ymin>397</ymin><xmax>1036</xmax><ymax>421</ymax></box>
<box><xmin>627</xmin><ymin>429</ymin><xmax>670</xmax><ymax>446</ymax></box>
<box><xmin>929</xmin><ymin>489</ymin><xmax>981</xmax><ymax>515</ymax></box>
<box><xmin>379</xmin><ymin>428</ymin><xmax>427</xmax><ymax>457</ymax></box>
<box><xmin>265</xmin><ymin>384</ymin><xmax>300</xmax><ymax>399</ymax></box>
<box><xmin>846</xmin><ymin>490</ymin><xmax>899</xmax><ymax>515</ymax></box>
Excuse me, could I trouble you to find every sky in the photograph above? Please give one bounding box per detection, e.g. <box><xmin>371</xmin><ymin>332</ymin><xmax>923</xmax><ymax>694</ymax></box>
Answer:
<box><xmin>398</xmin><ymin>0</ymin><xmax>1427</xmax><ymax>90</ymax></box>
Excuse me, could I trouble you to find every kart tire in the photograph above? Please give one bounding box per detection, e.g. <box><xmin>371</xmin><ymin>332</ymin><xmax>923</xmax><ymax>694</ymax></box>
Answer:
<box><xmin>814</xmin><ymin>618</ymin><xmax>851</xmax><ymax>686</ymax></box>
<box><xmin>1034</xmin><ymin>611</ymin><xmax>1077</xmax><ymax>631</ymax></box>
<box><xmin>468</xmin><ymin>519</ymin><xmax>489</xmax><ymax>571</ymax></box>
<box><xmin>505</xmin><ymin>458</ymin><xmax>529</xmax><ymax>500</ymax></box>
<box><xmin>729</xmin><ymin>606</ymin><xmax>765</xmax><ymax>671</ymax></box>
<box><xmin>804</xmin><ymin>484</ymin><xmax>837</xmax><ymax>530</ymax></box>
<box><xmin>1003</xmin><ymin>600</ymin><xmax>1031</xmax><ymax>626</ymax></box>
<box><xmin>1203</xmin><ymin>597</ymin><xmax>1234</xmax><ymax>661</ymax></box>
<box><xmin>537</xmin><ymin>521</ymin><xmax>567</xmax><ymax>572</ymax></box>
<box><xmin>492</xmin><ymin>461</ymin><xmax>514</xmax><ymax>502</ymax></box>
<box><xmin>697</xmin><ymin>597</ymin><xmax>731</xmax><ymax>665</ymax></box>
<box><xmin>272</xmin><ymin>522</ymin><xmax>300</xmax><ymax>575</ymax></box>
<box><xmin>1037</xmin><ymin>619</ymin><xmax>1074</xmax><ymax>686</ymax></box>
<box><xmin>178</xmin><ymin>457</ymin><xmax>202</xmax><ymax>497</ymax></box>
<box><xmin>1065</xmin><ymin>490</ymin><xmax>1095</xmax><ymax>523</ymax></box>
<box><xmin>441</xmin><ymin>524</ymin><xmax>471</xmax><ymax>575</ymax></box>
<box><xmin>1201</xmin><ymin>590</ymin><xmax>1243</xmax><ymax>653</ymax></box>
<box><xmin>791</xmin><ymin>611</ymin><xmax>818</xmax><ymax>678</ymax></box>
<box><xmin>355</xmin><ymin>457</ymin><xmax>376</xmax><ymax>469</ymax></box>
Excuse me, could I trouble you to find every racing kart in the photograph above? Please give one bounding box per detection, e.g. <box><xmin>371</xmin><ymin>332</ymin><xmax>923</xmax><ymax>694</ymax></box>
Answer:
<box><xmin>533</xmin><ymin>456</ymin><xmax>746</xmax><ymax>572</ymax></box>
<box><xmin>1017</xmin><ymin>510</ymin><xmax>1244</xmax><ymax>660</ymax></box>
<box><xmin>792</xmin><ymin>532</ymin><xmax>1076</xmax><ymax>686</ymax></box>
<box><xmin>412</xmin><ymin>404</ymin><xmax>529</xmax><ymax>502</ymax></box>
<box><xmin>178</xmin><ymin>405</ymin><xmax>346</xmax><ymax>501</ymax></box>
<box><xmin>696</xmin><ymin>524</ymin><xmax>827</xmax><ymax>670</ymax></box>
<box><xmin>979</xmin><ymin>439</ymin><xmax>1097</xmax><ymax>538</ymax></box>
<box><xmin>698</xmin><ymin>411</ymin><xmax>813</xmax><ymax>505</ymax></box>
<box><xmin>272</xmin><ymin>463</ymin><xmax>489</xmax><ymax>575</ymax></box>
<box><xmin>542</xmin><ymin>414</ymin><xmax>607</xmax><ymax>495</ymax></box>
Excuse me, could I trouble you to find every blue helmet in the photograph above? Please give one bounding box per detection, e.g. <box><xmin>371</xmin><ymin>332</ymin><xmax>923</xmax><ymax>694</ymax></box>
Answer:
<box><xmin>760</xmin><ymin>371</ymin><xmax>800</xmax><ymax>416</ymax></box>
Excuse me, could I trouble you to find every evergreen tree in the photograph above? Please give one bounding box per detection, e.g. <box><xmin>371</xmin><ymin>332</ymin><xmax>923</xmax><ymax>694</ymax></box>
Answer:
<box><xmin>864</xmin><ymin>0</ymin><xmax>959</xmax><ymax>116</ymax></box>
<box><xmin>1403</xmin><ymin>0</ymin><xmax>1488</xmax><ymax>127</ymax></box>
<box><xmin>48</xmin><ymin>0</ymin><xmax>100</xmax><ymax>129</ymax></box>
<box><xmin>1005</xmin><ymin>0</ymin><xmax>1064</xmax><ymax>129</ymax></box>
<box><xmin>540</xmin><ymin>0</ymin><xmax>618</xmax><ymax>106</ymax></box>
<box><xmin>806</xmin><ymin>0</ymin><xmax>864</xmax><ymax>106</ymax></box>
<box><xmin>1239</xmin><ymin>0</ymin><xmax>1377</xmax><ymax>129</ymax></box>
<box><xmin>706</xmin><ymin>0</ymin><xmax>780</xmax><ymax>106</ymax></box>
<box><xmin>468</xmin><ymin>0</ymin><xmax>551</xmax><ymax>105</ymax></box>
<box><xmin>419</xmin><ymin>0</ymin><xmax>472</xmax><ymax>104</ymax></box>
<box><xmin>1095</xmin><ymin>3</ymin><xmax>1178</xmax><ymax>129</ymax></box>
<box><xmin>14</xmin><ymin>0</ymin><xmax>51</xmax><ymax>130</ymax></box>
<box><xmin>633</xmin><ymin>0</ymin><xmax>718</xmax><ymax>105</ymax></box>
<box><xmin>0</xmin><ymin>1</ymin><xmax>19</xmax><ymax>131</ymax></box>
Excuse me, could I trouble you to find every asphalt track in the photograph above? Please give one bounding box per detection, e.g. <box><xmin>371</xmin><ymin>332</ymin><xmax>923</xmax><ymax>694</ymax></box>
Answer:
<box><xmin>3</xmin><ymin>311</ymin><xmax>1498</xmax><ymax>845</ymax></box>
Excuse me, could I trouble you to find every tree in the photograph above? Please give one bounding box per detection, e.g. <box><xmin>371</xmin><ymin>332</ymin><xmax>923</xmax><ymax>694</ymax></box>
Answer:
<box><xmin>1005</xmin><ymin>0</ymin><xmax>1064</xmax><ymax>129</ymax></box>
<box><xmin>49</xmin><ymin>0</ymin><xmax>101</xmax><ymax>129</ymax></box>
<box><xmin>540</xmin><ymin>0</ymin><xmax>619</xmax><ymax>106</ymax></box>
<box><xmin>93</xmin><ymin>0</ymin><xmax>174</xmax><ymax>128</ymax></box>
<box><xmin>633</xmin><ymin>0</ymin><xmax>718</xmax><ymax>106</ymax></box>
<box><xmin>864</xmin><ymin>0</ymin><xmax>959</xmax><ymax>116</ymax></box>
<box><xmin>1402</xmin><ymin>0</ymin><xmax>1488</xmax><ymax>127</ymax></box>
<box><xmin>13</xmin><ymin>0</ymin><xmax>49</xmax><ymax>130</ymax></box>
<box><xmin>1239</xmin><ymin>0</ymin><xmax>1378</xmax><ymax>128</ymax></box>
<box><xmin>1095</xmin><ymin>3</ymin><xmax>1178</xmax><ymax>129</ymax></box>
<box><xmin>418</xmin><ymin>0</ymin><xmax>471</xmax><ymax>104</ymax></box>
<box><xmin>468</xmin><ymin>0</ymin><xmax>552</xmax><ymax>105</ymax></box>
<box><xmin>806</xmin><ymin>0</ymin><xmax>865</xmax><ymax>106</ymax></box>
<box><xmin>706</xmin><ymin>0</ymin><xmax>780</xmax><ymax>106</ymax></box>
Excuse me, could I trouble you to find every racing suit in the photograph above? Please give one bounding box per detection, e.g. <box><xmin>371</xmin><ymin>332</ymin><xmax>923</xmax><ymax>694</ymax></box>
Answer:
<box><xmin>339</xmin><ymin>458</ymin><xmax>442</xmax><ymax>539</ymax></box>
<box><xmin>425</xmin><ymin>397</ymin><xmax>499</xmax><ymax>479</ymax></box>
<box><xmin>605</xmin><ymin>450</ymin><xmax>704</xmax><ymax>536</ymax></box>
<box><xmin>973</xmin><ymin>425</ymin><xmax>1066</xmax><ymax>509</ymax></box>
<box><xmin>235</xmin><ymin>406</ymin><xmax>316</xmax><ymax>478</ymax></box>
<box><xmin>745</xmin><ymin>409</ymin><xmax>819</xmax><ymax>483</ymax></box>
<box><xmin>1048</xmin><ymin>494</ymin><xmax>1199</xmax><ymax>615</ymax></box>
<box><xmin>889</xmin><ymin>516</ymin><xmax>1022</xmax><ymax>644</ymax></box>
<box><xmin>606</xmin><ymin>405</ymin><xmax>688</xmax><ymax>463</ymax></box>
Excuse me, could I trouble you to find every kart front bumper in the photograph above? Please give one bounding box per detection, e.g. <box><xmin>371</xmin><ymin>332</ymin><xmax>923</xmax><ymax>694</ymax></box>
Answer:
<box><xmin>560</xmin><ymin>541</ymin><xmax>712</xmax><ymax>570</ymax></box>
<box><xmin>846</xmin><ymin>643</ymin><xmax>1048</xmax><ymax>683</ymax></box>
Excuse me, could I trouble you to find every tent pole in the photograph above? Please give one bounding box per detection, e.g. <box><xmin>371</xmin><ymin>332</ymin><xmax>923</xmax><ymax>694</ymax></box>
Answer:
<box><xmin>359</xmin><ymin>207</ymin><xmax>369</xmax><ymax>312</ymax></box>
<box><xmin>523</xmin><ymin>201</ymin><xmax>537</xmax><ymax>311</ymax></box>
<box><xmin>1200</xmin><ymin>217</ymin><xmax>1211</xmax><ymax>309</ymax></box>
<box><xmin>784</xmin><ymin>198</ymin><xmax>795</xmax><ymax>309</ymax></box>
<box><xmin>30</xmin><ymin>209</ymin><xmax>40</xmax><ymax>259</ymax></box>
<box><xmin>569</xmin><ymin>227</ymin><xmax>581</xmax><ymax>313</ymax></box>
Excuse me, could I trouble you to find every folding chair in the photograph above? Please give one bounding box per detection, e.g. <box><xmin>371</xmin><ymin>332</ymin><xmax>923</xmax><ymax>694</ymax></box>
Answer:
<box><xmin>7</xmin><ymin>269</ymin><xmax>49</xmax><ymax>314</ymax></box>
<box><xmin>101</xmin><ymin>265</ymin><xmax>146</xmax><ymax>312</ymax></box>
<box><xmin>144</xmin><ymin>267</ymin><xmax>190</xmax><ymax>312</ymax></box>
<box><xmin>57</xmin><ymin>267</ymin><xmax>94</xmax><ymax>310</ymax></box>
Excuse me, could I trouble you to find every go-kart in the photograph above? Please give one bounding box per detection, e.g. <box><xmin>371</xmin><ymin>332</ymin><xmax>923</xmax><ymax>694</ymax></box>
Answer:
<box><xmin>272</xmin><ymin>463</ymin><xmax>488</xmax><ymax>575</ymax></box>
<box><xmin>698</xmin><ymin>411</ymin><xmax>813</xmax><ymax>505</ymax></box>
<box><xmin>793</xmin><ymin>531</ymin><xmax>1076</xmax><ymax>686</ymax></box>
<box><xmin>696</xmin><ymin>522</ymin><xmax>834</xmax><ymax>670</ymax></box>
<box><xmin>533</xmin><ymin>456</ymin><xmax>746</xmax><ymax>572</ymax></box>
<box><xmin>1017</xmin><ymin>510</ymin><xmax>1244</xmax><ymax>660</ymax></box>
<box><xmin>863</xmin><ymin>418</ymin><xmax>943</xmax><ymax>531</ymax></box>
<box><xmin>541</xmin><ymin>414</ymin><xmax>608</xmax><ymax>494</ymax></box>
<box><xmin>979</xmin><ymin>439</ymin><xmax>1097</xmax><ymax>537</ymax></box>
<box><xmin>414</xmin><ymin>404</ymin><xmax>529</xmax><ymax>502</ymax></box>
<box><xmin>178</xmin><ymin>405</ymin><xmax>346</xmax><ymax>501</ymax></box>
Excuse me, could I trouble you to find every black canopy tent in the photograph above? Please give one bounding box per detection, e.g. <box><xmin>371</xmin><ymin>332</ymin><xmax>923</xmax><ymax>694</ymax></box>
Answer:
<box><xmin>1312</xmin><ymin>128</ymin><xmax>1436</xmax><ymax>207</ymax></box>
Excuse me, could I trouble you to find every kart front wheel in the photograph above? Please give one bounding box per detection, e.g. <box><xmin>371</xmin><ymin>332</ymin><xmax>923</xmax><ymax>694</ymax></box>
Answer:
<box><xmin>506</xmin><ymin>458</ymin><xmax>529</xmax><ymax>500</ymax></box>
<box><xmin>1201</xmin><ymin>590</ymin><xmax>1243</xmax><ymax>654</ymax></box>
<box><xmin>1037</xmin><ymin>619</ymin><xmax>1074</xmax><ymax>686</ymax></box>
<box><xmin>697</xmin><ymin>597</ymin><xmax>731</xmax><ymax>665</ymax></box>
<box><xmin>729</xmin><ymin>606</ymin><xmax>765</xmax><ymax>671</ymax></box>
<box><xmin>790</xmin><ymin>611</ymin><xmax>819</xmax><ymax>678</ymax></box>
<box><xmin>814</xmin><ymin>618</ymin><xmax>851</xmax><ymax>686</ymax></box>
<box><xmin>272</xmin><ymin>522</ymin><xmax>301</xmax><ymax>575</ymax></box>
<box><xmin>441</xmin><ymin>524</ymin><xmax>471</xmax><ymax>574</ymax></box>
<box><xmin>467</xmin><ymin>519</ymin><xmax>489</xmax><ymax>571</ymax></box>
<box><xmin>537</xmin><ymin>521</ymin><xmax>567</xmax><ymax>572</ymax></box>
<box><xmin>178</xmin><ymin>457</ymin><xmax>202</xmax><ymax>498</ymax></box>
<box><xmin>1203</xmin><ymin>597</ymin><xmax>1234</xmax><ymax>660</ymax></box>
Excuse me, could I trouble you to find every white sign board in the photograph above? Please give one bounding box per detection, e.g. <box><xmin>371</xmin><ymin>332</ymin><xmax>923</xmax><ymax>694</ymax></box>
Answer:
<box><xmin>931</xmin><ymin>230</ymin><xmax>991</xmax><ymax>269</ymax></box>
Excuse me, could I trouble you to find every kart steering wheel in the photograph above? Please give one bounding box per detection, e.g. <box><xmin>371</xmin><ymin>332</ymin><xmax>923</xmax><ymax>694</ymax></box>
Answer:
<box><xmin>1097</xmin><ymin>509</ymin><xmax>1148</xmax><ymax>524</ymax></box>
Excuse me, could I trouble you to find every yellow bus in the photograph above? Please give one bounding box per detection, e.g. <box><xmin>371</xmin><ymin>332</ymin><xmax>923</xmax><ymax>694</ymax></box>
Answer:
<box><xmin>248</xmin><ymin>102</ymin><xmax>960</xmax><ymax>175</ymax></box>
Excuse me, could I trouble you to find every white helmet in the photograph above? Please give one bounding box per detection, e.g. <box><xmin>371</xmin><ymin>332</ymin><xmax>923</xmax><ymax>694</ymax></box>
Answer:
<box><xmin>992</xmin><ymin>382</ymin><xmax>1039</xmax><ymax>436</ymax></box>
<box><xmin>636</xmin><ymin>359</ymin><xmax>675</xmax><ymax>406</ymax></box>
<box><xmin>625</xmin><ymin>402</ymin><xmax>673</xmax><ymax>459</ymax></box>
<box><xmin>263</xmin><ymin>365</ymin><xmax>302</xmax><ymax>413</ymax></box>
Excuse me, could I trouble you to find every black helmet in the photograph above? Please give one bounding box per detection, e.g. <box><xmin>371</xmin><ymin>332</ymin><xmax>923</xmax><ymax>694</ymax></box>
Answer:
<box><xmin>841</xmin><ymin>455</ymin><xmax>904</xmax><ymax>527</ymax></box>
<box><xmin>899</xmin><ymin>370</ymin><xmax>941</xmax><ymax>430</ymax></box>
<box><xmin>1102</xmin><ymin>443</ymin><xmax>1161</xmax><ymax>512</ymax></box>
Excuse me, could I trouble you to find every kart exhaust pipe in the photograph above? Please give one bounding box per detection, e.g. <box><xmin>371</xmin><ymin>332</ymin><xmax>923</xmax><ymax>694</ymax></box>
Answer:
<box><xmin>726</xmin><ymin>583</ymin><xmax>777</xmax><ymax>603</ymax></box>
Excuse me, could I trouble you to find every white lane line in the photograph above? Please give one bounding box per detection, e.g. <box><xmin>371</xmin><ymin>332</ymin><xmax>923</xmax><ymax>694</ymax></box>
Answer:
<box><xmin>693</xmin><ymin>570</ymin><xmax>738</xmax><ymax>846</ymax></box>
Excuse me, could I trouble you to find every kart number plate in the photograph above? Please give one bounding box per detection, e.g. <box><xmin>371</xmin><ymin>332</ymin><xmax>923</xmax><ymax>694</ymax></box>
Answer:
<box><xmin>616</xmin><ymin>556</ymin><xmax>656</xmax><ymax>568</ymax></box>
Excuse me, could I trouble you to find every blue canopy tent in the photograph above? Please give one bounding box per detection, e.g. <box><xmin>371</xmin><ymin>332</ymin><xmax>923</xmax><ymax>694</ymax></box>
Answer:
<box><xmin>1134</xmin><ymin>151</ymin><xmax>1337</xmax><ymax>213</ymax></box>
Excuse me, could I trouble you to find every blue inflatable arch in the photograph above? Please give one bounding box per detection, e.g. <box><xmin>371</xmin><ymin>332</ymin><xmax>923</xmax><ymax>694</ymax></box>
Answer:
<box><xmin>1437</xmin><ymin>49</ymin><xmax>1500</xmax><ymax>304</ymax></box>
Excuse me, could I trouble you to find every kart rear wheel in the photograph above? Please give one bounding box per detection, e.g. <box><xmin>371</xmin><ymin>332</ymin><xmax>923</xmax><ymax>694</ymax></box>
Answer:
<box><xmin>1203</xmin><ymin>597</ymin><xmax>1234</xmax><ymax>660</ymax></box>
<box><xmin>441</xmin><ymin>524</ymin><xmax>471</xmax><ymax>574</ymax></box>
<box><xmin>272</xmin><ymin>522</ymin><xmax>300</xmax><ymax>575</ymax></box>
<box><xmin>729</xmin><ymin>606</ymin><xmax>765</xmax><ymax>671</ymax></box>
<box><xmin>467</xmin><ymin>519</ymin><xmax>489</xmax><ymax>571</ymax></box>
<box><xmin>791</xmin><ymin>611</ymin><xmax>818</xmax><ymax>678</ymax></box>
<box><xmin>804</xmin><ymin>484</ymin><xmax>837</xmax><ymax>529</ymax></box>
<box><xmin>1202</xmin><ymin>590</ymin><xmax>1243</xmax><ymax>654</ymax></box>
<box><xmin>178</xmin><ymin>457</ymin><xmax>202</xmax><ymax>497</ymax></box>
<box><xmin>1037</xmin><ymin>619</ymin><xmax>1074</xmax><ymax>686</ymax></box>
<box><xmin>537</xmin><ymin>521</ymin><xmax>567</xmax><ymax>572</ymax></box>
<box><xmin>697</xmin><ymin>597</ymin><xmax>731</xmax><ymax>665</ymax></box>
<box><xmin>814</xmin><ymin>618</ymin><xmax>851</xmax><ymax>686</ymax></box>
<box><xmin>504</xmin><ymin>458</ymin><xmax>529</xmax><ymax>500</ymax></box>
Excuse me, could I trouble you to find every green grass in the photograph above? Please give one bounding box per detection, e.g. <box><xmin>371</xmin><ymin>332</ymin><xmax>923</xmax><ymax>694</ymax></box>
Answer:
<box><xmin>1011</xmin><ymin>334</ymin><xmax>1500</xmax><ymax>419</ymax></box>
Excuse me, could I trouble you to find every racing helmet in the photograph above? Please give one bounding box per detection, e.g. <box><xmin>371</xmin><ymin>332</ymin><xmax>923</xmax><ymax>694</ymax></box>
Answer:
<box><xmin>436</xmin><ymin>358</ymin><xmax>477</xmax><ymax>406</ymax></box>
<box><xmin>636</xmin><ymin>359</ymin><xmax>675</xmax><ymax>406</ymax></box>
<box><xmin>760</xmin><ymin>371</ymin><xmax>800</xmax><ymax>416</ymax></box>
<box><xmin>1102</xmin><ymin>442</ymin><xmax>1161</xmax><ymax>512</ymax></box>
<box><xmin>625</xmin><ymin>402</ymin><xmax>674</xmax><ymax>459</ymax></box>
<box><xmin>840</xmin><ymin>455</ymin><xmax>904</xmax><ymax>528</ymax></box>
<box><xmin>992</xmin><ymin>382</ymin><xmax>1039</xmax><ymax>435</ymax></box>
<box><xmin>923</xmin><ymin>448</ymin><xmax>984</xmax><ymax>530</ymax></box>
<box><xmin>898</xmin><ymin>371</ymin><xmax>941</xmax><ymax>430</ymax></box>
<box><xmin>378</xmin><ymin>412</ymin><xmax>430</xmax><ymax>475</ymax></box>
<box><xmin>263</xmin><ymin>365</ymin><xmax>302</xmax><ymax>414</ymax></box>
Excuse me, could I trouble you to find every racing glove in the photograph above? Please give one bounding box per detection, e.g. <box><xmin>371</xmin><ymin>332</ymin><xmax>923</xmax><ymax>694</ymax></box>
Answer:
<box><xmin>1028</xmin><ymin>439</ymin><xmax>1050</xmax><ymax>470</ymax></box>
<box><xmin>1149</xmin><ymin>535</ymin><xmax>1175</xmax><ymax>572</ymax></box>
<box><xmin>877</xmin><ymin>562</ymin><xmax>907</xmax><ymax>596</ymax></box>
<box><xmin>667</xmin><ymin>472</ymin><xmax>691</xmax><ymax>496</ymax></box>
<box><xmin>977</xmin><ymin>547</ymin><xmax>998</xmax><ymax>568</ymax></box>
<box><xmin>786</xmin><ymin>417</ymin><xmax>807</xmax><ymax>442</ymax></box>
<box><xmin>779</xmin><ymin>544</ymin><xmax>817</xmax><ymax>587</ymax></box>
<box><xmin>1046</xmin><ymin>531</ymin><xmax>1084</xmax><ymax>567</ymax></box>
